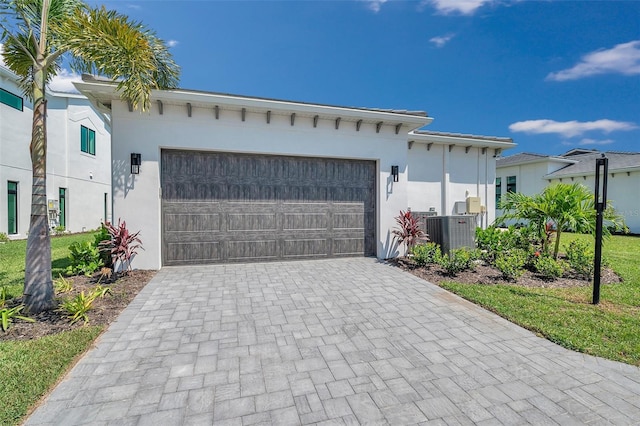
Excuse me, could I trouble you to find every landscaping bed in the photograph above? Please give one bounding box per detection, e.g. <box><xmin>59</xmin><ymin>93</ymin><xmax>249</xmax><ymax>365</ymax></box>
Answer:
<box><xmin>0</xmin><ymin>270</ymin><xmax>155</xmax><ymax>342</ymax></box>
<box><xmin>393</xmin><ymin>257</ymin><xmax>622</xmax><ymax>289</ymax></box>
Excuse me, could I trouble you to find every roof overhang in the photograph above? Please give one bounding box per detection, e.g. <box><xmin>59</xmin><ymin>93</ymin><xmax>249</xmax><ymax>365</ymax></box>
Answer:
<box><xmin>408</xmin><ymin>130</ymin><xmax>516</xmax><ymax>151</ymax></box>
<box><xmin>497</xmin><ymin>156</ymin><xmax>576</xmax><ymax>168</ymax></box>
<box><xmin>74</xmin><ymin>78</ymin><xmax>432</xmax><ymax>132</ymax></box>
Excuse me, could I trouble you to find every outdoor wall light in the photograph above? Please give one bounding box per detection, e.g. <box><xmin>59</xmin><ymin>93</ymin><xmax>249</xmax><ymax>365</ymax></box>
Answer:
<box><xmin>391</xmin><ymin>165</ymin><xmax>399</xmax><ymax>182</ymax></box>
<box><xmin>131</xmin><ymin>153</ymin><xmax>142</xmax><ymax>174</ymax></box>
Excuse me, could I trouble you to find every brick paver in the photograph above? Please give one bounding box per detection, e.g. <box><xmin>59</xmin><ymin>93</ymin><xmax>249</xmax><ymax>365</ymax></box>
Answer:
<box><xmin>26</xmin><ymin>258</ymin><xmax>640</xmax><ymax>425</ymax></box>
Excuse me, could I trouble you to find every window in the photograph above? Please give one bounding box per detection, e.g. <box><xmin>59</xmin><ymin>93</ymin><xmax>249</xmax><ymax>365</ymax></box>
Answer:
<box><xmin>0</xmin><ymin>88</ymin><xmax>23</xmax><ymax>111</ymax></box>
<box><xmin>80</xmin><ymin>126</ymin><xmax>96</xmax><ymax>155</ymax></box>
<box><xmin>8</xmin><ymin>181</ymin><xmax>18</xmax><ymax>234</ymax></box>
<box><xmin>507</xmin><ymin>175</ymin><xmax>517</xmax><ymax>193</ymax></box>
<box><xmin>59</xmin><ymin>188</ymin><xmax>67</xmax><ymax>229</ymax></box>
<box><xmin>495</xmin><ymin>177</ymin><xmax>502</xmax><ymax>206</ymax></box>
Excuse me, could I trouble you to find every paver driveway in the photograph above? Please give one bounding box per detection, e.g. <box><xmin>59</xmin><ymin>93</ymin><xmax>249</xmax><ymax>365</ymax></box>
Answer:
<box><xmin>27</xmin><ymin>258</ymin><xmax>640</xmax><ymax>425</ymax></box>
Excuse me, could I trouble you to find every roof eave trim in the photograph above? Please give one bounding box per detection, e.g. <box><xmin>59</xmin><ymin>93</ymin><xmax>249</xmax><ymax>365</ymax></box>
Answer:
<box><xmin>408</xmin><ymin>131</ymin><xmax>516</xmax><ymax>149</ymax></box>
<box><xmin>73</xmin><ymin>80</ymin><xmax>431</xmax><ymax>128</ymax></box>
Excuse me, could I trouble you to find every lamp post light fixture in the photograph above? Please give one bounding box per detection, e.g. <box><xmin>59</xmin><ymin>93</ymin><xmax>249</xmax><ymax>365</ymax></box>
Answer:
<box><xmin>593</xmin><ymin>154</ymin><xmax>608</xmax><ymax>305</ymax></box>
<box><xmin>131</xmin><ymin>153</ymin><xmax>142</xmax><ymax>174</ymax></box>
<box><xmin>391</xmin><ymin>165</ymin><xmax>399</xmax><ymax>182</ymax></box>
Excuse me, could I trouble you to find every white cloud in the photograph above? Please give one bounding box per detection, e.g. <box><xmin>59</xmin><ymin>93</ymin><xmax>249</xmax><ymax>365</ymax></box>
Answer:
<box><xmin>167</xmin><ymin>40</ymin><xmax>179</xmax><ymax>48</ymax></box>
<box><xmin>509</xmin><ymin>119</ymin><xmax>638</xmax><ymax>138</ymax></box>
<box><xmin>127</xmin><ymin>4</ymin><xmax>141</xmax><ymax>11</ymax></box>
<box><xmin>547</xmin><ymin>40</ymin><xmax>640</xmax><ymax>81</ymax></box>
<box><xmin>422</xmin><ymin>0</ymin><xmax>493</xmax><ymax>15</ymax></box>
<box><xmin>430</xmin><ymin>33</ymin><xmax>455</xmax><ymax>48</ymax></box>
<box><xmin>48</xmin><ymin>69</ymin><xmax>82</xmax><ymax>94</ymax></box>
<box><xmin>362</xmin><ymin>0</ymin><xmax>388</xmax><ymax>13</ymax></box>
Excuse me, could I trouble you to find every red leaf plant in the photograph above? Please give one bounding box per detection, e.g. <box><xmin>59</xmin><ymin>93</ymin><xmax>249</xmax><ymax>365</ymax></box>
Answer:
<box><xmin>392</xmin><ymin>210</ymin><xmax>425</xmax><ymax>253</ymax></box>
<box><xmin>100</xmin><ymin>219</ymin><xmax>143</xmax><ymax>274</ymax></box>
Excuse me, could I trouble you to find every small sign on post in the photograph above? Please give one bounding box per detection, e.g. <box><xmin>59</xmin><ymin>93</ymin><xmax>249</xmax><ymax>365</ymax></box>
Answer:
<box><xmin>593</xmin><ymin>155</ymin><xmax>608</xmax><ymax>305</ymax></box>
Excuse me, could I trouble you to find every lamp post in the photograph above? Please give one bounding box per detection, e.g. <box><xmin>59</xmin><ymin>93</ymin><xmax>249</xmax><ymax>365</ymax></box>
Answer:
<box><xmin>593</xmin><ymin>155</ymin><xmax>608</xmax><ymax>305</ymax></box>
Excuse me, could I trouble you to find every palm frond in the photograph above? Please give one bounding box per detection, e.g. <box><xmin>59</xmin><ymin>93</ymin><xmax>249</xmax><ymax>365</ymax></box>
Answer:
<box><xmin>55</xmin><ymin>6</ymin><xmax>180</xmax><ymax>111</ymax></box>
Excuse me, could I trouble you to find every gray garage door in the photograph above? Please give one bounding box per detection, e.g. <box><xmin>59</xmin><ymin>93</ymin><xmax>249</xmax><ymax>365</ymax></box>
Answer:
<box><xmin>161</xmin><ymin>150</ymin><xmax>376</xmax><ymax>265</ymax></box>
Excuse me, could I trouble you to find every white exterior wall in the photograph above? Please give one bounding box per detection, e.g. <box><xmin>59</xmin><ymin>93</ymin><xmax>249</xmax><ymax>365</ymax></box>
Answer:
<box><xmin>0</xmin><ymin>69</ymin><xmax>111</xmax><ymax>237</ymax></box>
<box><xmin>110</xmin><ymin>100</ymin><xmax>416</xmax><ymax>270</ymax></box>
<box><xmin>407</xmin><ymin>143</ymin><xmax>497</xmax><ymax>228</ymax></box>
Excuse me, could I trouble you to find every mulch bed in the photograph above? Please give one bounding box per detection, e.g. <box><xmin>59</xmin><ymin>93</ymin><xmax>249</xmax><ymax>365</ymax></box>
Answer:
<box><xmin>0</xmin><ymin>270</ymin><xmax>156</xmax><ymax>342</ymax></box>
<box><xmin>391</xmin><ymin>257</ymin><xmax>622</xmax><ymax>289</ymax></box>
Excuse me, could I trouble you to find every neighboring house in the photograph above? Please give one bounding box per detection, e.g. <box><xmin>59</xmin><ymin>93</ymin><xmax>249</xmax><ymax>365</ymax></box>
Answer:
<box><xmin>75</xmin><ymin>76</ymin><xmax>515</xmax><ymax>269</ymax></box>
<box><xmin>0</xmin><ymin>65</ymin><xmax>111</xmax><ymax>238</ymax></box>
<box><xmin>496</xmin><ymin>149</ymin><xmax>640</xmax><ymax>234</ymax></box>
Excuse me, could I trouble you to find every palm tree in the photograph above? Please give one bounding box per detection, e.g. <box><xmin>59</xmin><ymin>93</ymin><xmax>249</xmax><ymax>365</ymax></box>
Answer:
<box><xmin>498</xmin><ymin>183</ymin><xmax>626</xmax><ymax>259</ymax></box>
<box><xmin>0</xmin><ymin>0</ymin><xmax>180</xmax><ymax>312</ymax></box>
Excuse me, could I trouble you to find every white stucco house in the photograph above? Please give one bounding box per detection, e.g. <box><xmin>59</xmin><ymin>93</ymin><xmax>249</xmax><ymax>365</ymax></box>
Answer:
<box><xmin>496</xmin><ymin>149</ymin><xmax>640</xmax><ymax>234</ymax></box>
<box><xmin>1</xmin><ymin>65</ymin><xmax>111</xmax><ymax>238</ymax></box>
<box><xmin>75</xmin><ymin>76</ymin><xmax>515</xmax><ymax>269</ymax></box>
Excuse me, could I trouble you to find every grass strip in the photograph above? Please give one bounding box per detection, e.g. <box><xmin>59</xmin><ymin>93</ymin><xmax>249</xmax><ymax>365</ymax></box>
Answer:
<box><xmin>0</xmin><ymin>326</ymin><xmax>103</xmax><ymax>425</ymax></box>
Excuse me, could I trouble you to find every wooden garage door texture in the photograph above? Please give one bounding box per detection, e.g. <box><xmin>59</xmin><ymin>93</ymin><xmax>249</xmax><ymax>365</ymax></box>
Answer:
<box><xmin>161</xmin><ymin>150</ymin><xmax>376</xmax><ymax>265</ymax></box>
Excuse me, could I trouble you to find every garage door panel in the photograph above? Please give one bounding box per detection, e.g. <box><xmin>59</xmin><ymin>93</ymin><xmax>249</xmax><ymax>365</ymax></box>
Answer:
<box><xmin>228</xmin><ymin>213</ymin><xmax>278</xmax><ymax>231</ymax></box>
<box><xmin>161</xmin><ymin>150</ymin><xmax>375</xmax><ymax>264</ymax></box>
<box><xmin>166</xmin><ymin>242</ymin><xmax>222</xmax><ymax>263</ymax></box>
<box><xmin>228</xmin><ymin>240</ymin><xmax>279</xmax><ymax>260</ymax></box>
<box><xmin>283</xmin><ymin>239</ymin><xmax>328</xmax><ymax>257</ymax></box>
<box><xmin>164</xmin><ymin>213</ymin><xmax>222</xmax><ymax>232</ymax></box>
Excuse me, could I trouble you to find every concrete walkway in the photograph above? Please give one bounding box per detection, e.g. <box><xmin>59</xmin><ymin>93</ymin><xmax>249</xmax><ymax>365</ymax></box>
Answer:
<box><xmin>27</xmin><ymin>258</ymin><xmax>640</xmax><ymax>425</ymax></box>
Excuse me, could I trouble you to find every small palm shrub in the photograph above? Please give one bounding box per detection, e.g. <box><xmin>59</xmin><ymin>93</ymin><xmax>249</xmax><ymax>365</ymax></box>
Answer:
<box><xmin>565</xmin><ymin>240</ymin><xmax>594</xmax><ymax>279</ymax></box>
<box><xmin>94</xmin><ymin>224</ymin><xmax>113</xmax><ymax>268</ymax></box>
<box><xmin>66</xmin><ymin>241</ymin><xmax>103</xmax><ymax>276</ymax></box>
<box><xmin>439</xmin><ymin>248</ymin><xmax>476</xmax><ymax>276</ymax></box>
<box><xmin>392</xmin><ymin>210</ymin><xmax>425</xmax><ymax>253</ymax></box>
<box><xmin>495</xmin><ymin>248</ymin><xmax>528</xmax><ymax>281</ymax></box>
<box><xmin>533</xmin><ymin>254</ymin><xmax>565</xmax><ymax>281</ymax></box>
<box><xmin>410</xmin><ymin>242</ymin><xmax>441</xmax><ymax>267</ymax></box>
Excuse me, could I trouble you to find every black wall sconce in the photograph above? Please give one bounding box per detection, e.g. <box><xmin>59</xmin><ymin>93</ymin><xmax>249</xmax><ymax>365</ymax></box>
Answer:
<box><xmin>131</xmin><ymin>153</ymin><xmax>142</xmax><ymax>174</ymax></box>
<box><xmin>391</xmin><ymin>165</ymin><xmax>399</xmax><ymax>182</ymax></box>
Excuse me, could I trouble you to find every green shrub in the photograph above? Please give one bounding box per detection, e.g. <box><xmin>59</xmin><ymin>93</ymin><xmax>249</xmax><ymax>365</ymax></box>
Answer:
<box><xmin>476</xmin><ymin>226</ymin><xmax>534</xmax><ymax>264</ymax></box>
<box><xmin>439</xmin><ymin>248</ymin><xmax>476</xmax><ymax>276</ymax></box>
<box><xmin>565</xmin><ymin>240</ymin><xmax>594</xmax><ymax>279</ymax></box>
<box><xmin>66</xmin><ymin>241</ymin><xmax>103</xmax><ymax>276</ymax></box>
<box><xmin>533</xmin><ymin>254</ymin><xmax>565</xmax><ymax>281</ymax></box>
<box><xmin>94</xmin><ymin>224</ymin><xmax>113</xmax><ymax>268</ymax></box>
<box><xmin>410</xmin><ymin>242</ymin><xmax>441</xmax><ymax>266</ymax></box>
<box><xmin>495</xmin><ymin>248</ymin><xmax>528</xmax><ymax>281</ymax></box>
<box><xmin>0</xmin><ymin>232</ymin><xmax>9</xmax><ymax>243</ymax></box>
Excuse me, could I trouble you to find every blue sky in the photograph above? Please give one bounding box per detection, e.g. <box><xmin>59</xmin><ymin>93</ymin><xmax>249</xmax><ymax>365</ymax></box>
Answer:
<box><xmin>7</xmin><ymin>0</ymin><xmax>640</xmax><ymax>156</ymax></box>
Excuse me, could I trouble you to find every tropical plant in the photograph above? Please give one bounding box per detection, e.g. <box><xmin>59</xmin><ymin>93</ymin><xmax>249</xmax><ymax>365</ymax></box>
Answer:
<box><xmin>65</xmin><ymin>240</ymin><xmax>103</xmax><ymax>276</ymax></box>
<box><xmin>100</xmin><ymin>219</ymin><xmax>143</xmax><ymax>273</ymax></box>
<box><xmin>58</xmin><ymin>285</ymin><xmax>110</xmax><ymax>324</ymax></box>
<box><xmin>497</xmin><ymin>183</ymin><xmax>626</xmax><ymax>260</ymax></box>
<box><xmin>475</xmin><ymin>225</ymin><xmax>534</xmax><ymax>264</ymax></box>
<box><xmin>392</xmin><ymin>210</ymin><xmax>425</xmax><ymax>253</ymax></box>
<box><xmin>0</xmin><ymin>0</ymin><xmax>180</xmax><ymax>312</ymax></box>
<box><xmin>410</xmin><ymin>242</ymin><xmax>441</xmax><ymax>267</ymax></box>
<box><xmin>53</xmin><ymin>274</ymin><xmax>73</xmax><ymax>293</ymax></box>
<box><xmin>1</xmin><ymin>304</ymin><xmax>35</xmax><ymax>331</ymax></box>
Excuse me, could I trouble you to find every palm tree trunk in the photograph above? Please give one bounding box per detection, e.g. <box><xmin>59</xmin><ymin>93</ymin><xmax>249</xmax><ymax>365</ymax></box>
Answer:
<box><xmin>553</xmin><ymin>228</ymin><xmax>562</xmax><ymax>260</ymax></box>
<box><xmin>23</xmin><ymin>65</ymin><xmax>54</xmax><ymax>313</ymax></box>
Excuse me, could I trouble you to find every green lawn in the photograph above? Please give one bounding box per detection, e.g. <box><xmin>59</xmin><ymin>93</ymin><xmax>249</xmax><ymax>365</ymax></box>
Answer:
<box><xmin>0</xmin><ymin>233</ymin><xmax>92</xmax><ymax>299</ymax></box>
<box><xmin>441</xmin><ymin>233</ymin><xmax>640</xmax><ymax>365</ymax></box>
<box><xmin>0</xmin><ymin>232</ymin><xmax>103</xmax><ymax>426</ymax></box>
